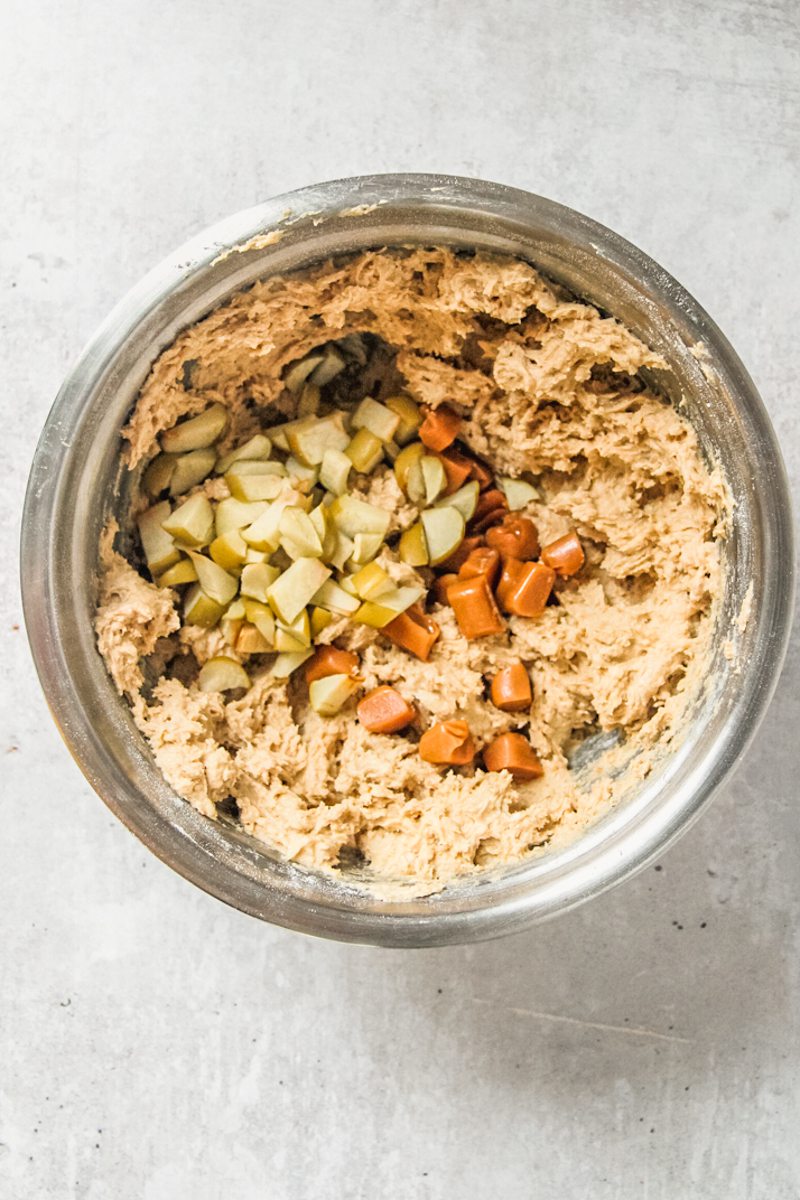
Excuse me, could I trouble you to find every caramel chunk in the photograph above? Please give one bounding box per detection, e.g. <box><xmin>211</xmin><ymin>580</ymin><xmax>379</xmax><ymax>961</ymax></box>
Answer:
<box><xmin>432</xmin><ymin>573</ymin><xmax>458</xmax><ymax>606</ymax></box>
<box><xmin>436</xmin><ymin>447</ymin><xmax>474</xmax><ymax>494</ymax></box>
<box><xmin>437</xmin><ymin>534</ymin><xmax>484</xmax><ymax>572</ymax></box>
<box><xmin>496</xmin><ymin>560</ymin><xmax>555</xmax><ymax>617</ymax></box>
<box><xmin>541</xmin><ymin>530</ymin><xmax>585</xmax><ymax>577</ymax></box>
<box><xmin>305</xmin><ymin>646</ymin><xmax>360</xmax><ymax>684</ymax></box>
<box><xmin>470</xmin><ymin>488</ymin><xmax>509</xmax><ymax>533</ymax></box>
<box><xmin>457</xmin><ymin>545</ymin><xmax>501</xmax><ymax>588</ymax></box>
<box><xmin>419</xmin><ymin>719</ymin><xmax>476</xmax><ymax>766</ymax></box>
<box><xmin>447</xmin><ymin>574</ymin><xmax>506</xmax><ymax>638</ymax></box>
<box><xmin>418</xmin><ymin>404</ymin><xmax>462</xmax><ymax>452</ymax></box>
<box><xmin>486</xmin><ymin>514</ymin><xmax>540</xmax><ymax>560</ymax></box>
<box><xmin>490</xmin><ymin>662</ymin><xmax>532</xmax><ymax>712</ymax></box>
<box><xmin>483</xmin><ymin>732</ymin><xmax>543</xmax><ymax>779</ymax></box>
<box><xmin>383</xmin><ymin>604</ymin><xmax>440</xmax><ymax>660</ymax></box>
<box><xmin>357</xmin><ymin>686</ymin><xmax>416</xmax><ymax>733</ymax></box>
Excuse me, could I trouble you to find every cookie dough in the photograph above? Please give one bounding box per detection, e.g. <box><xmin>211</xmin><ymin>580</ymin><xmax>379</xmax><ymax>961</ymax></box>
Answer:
<box><xmin>95</xmin><ymin>248</ymin><xmax>727</xmax><ymax>889</ymax></box>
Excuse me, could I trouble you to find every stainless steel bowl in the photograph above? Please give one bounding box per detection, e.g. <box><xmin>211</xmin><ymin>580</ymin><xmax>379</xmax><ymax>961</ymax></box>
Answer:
<box><xmin>21</xmin><ymin>174</ymin><xmax>794</xmax><ymax>946</ymax></box>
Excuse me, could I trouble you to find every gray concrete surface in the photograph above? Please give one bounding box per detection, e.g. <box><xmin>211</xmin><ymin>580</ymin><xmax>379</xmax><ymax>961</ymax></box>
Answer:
<box><xmin>2</xmin><ymin>1</ymin><xmax>799</xmax><ymax>1196</ymax></box>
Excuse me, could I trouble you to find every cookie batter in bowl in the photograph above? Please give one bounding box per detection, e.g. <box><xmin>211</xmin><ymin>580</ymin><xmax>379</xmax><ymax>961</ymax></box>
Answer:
<box><xmin>94</xmin><ymin>246</ymin><xmax>727</xmax><ymax>890</ymax></box>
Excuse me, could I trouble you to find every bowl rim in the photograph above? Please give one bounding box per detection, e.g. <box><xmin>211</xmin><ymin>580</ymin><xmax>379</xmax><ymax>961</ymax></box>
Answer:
<box><xmin>21</xmin><ymin>173</ymin><xmax>796</xmax><ymax>945</ymax></box>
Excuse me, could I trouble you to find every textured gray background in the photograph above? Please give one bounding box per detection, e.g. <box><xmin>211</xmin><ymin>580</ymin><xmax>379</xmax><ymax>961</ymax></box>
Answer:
<box><xmin>2</xmin><ymin>1</ymin><xmax>798</xmax><ymax>1197</ymax></box>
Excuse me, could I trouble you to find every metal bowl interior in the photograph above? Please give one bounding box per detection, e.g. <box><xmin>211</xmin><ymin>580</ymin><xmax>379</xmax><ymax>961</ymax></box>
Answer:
<box><xmin>21</xmin><ymin>175</ymin><xmax>794</xmax><ymax>946</ymax></box>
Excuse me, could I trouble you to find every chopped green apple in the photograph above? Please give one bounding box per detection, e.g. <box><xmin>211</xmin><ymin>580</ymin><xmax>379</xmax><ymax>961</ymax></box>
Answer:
<box><xmin>143</xmin><ymin>453</ymin><xmax>177</xmax><ymax>498</ymax></box>
<box><xmin>279</xmin><ymin>506</ymin><xmax>323</xmax><ymax>560</ymax></box>
<box><xmin>240</xmin><ymin>561</ymin><xmax>281</xmax><ymax>602</ymax></box>
<box><xmin>393</xmin><ymin>441</ymin><xmax>426</xmax><ymax>503</ymax></box>
<box><xmin>155</xmin><ymin>557</ymin><xmax>198</xmax><ymax>588</ymax></box>
<box><xmin>345</xmin><ymin>428</ymin><xmax>384</xmax><ymax>474</ymax></box>
<box><xmin>385</xmin><ymin>395</ymin><xmax>421</xmax><ymax>444</ymax></box>
<box><xmin>270</xmin><ymin>649</ymin><xmax>314</xmax><ymax>678</ymax></box>
<box><xmin>275</xmin><ymin>609</ymin><xmax>311</xmax><ymax>652</ymax></box>
<box><xmin>329</xmin><ymin>494</ymin><xmax>391</xmax><ymax>539</ymax></box>
<box><xmin>187</xmin><ymin>552</ymin><xmax>239</xmax><ymax>606</ymax></box>
<box><xmin>161</xmin><ymin>493</ymin><xmax>215</xmax><ymax>547</ymax></box>
<box><xmin>309</xmin><ymin>348</ymin><xmax>346</xmax><ymax>387</ymax></box>
<box><xmin>214</xmin><ymin>497</ymin><xmax>269</xmax><ymax>536</ymax></box>
<box><xmin>267</xmin><ymin>558</ymin><xmax>332</xmax><ymax>623</ymax></box>
<box><xmin>351</xmin><ymin>397</ymin><xmax>401</xmax><ymax>443</ymax></box>
<box><xmin>215</xmin><ymin>433</ymin><xmax>272</xmax><ymax>474</ymax></box>
<box><xmin>225</xmin><ymin>469</ymin><xmax>285</xmax><ymax>503</ymax></box>
<box><xmin>242</xmin><ymin>598</ymin><xmax>276</xmax><ymax>644</ymax></box>
<box><xmin>399</xmin><ymin>522</ymin><xmax>429</xmax><ymax>566</ymax></box>
<box><xmin>286</xmin><ymin>412</ymin><xmax>350</xmax><ymax>466</ymax></box>
<box><xmin>183</xmin><ymin>584</ymin><xmax>225</xmax><ymax>628</ymax></box>
<box><xmin>310</xmin><ymin>606</ymin><xmax>334</xmax><ymax>637</ymax></box>
<box><xmin>209</xmin><ymin>529</ymin><xmax>248</xmax><ymax>571</ymax></box>
<box><xmin>220</xmin><ymin>598</ymin><xmax>246</xmax><ymax>646</ymax></box>
<box><xmin>244</xmin><ymin>547</ymin><xmax>270</xmax><ymax>564</ymax></box>
<box><xmin>309</xmin><ymin>673</ymin><xmax>361</xmax><ymax>716</ymax></box>
<box><xmin>311</xmin><ymin>578</ymin><xmax>361</xmax><ymax>616</ymax></box>
<box><xmin>352</xmin><ymin>601</ymin><xmax>397</xmax><ymax>628</ymax></box>
<box><xmin>436</xmin><ymin>478</ymin><xmax>479</xmax><ymax>522</ymax></box>
<box><xmin>420</xmin><ymin>505</ymin><xmax>465</xmax><ymax>566</ymax></box>
<box><xmin>283</xmin><ymin>353</ymin><xmax>324</xmax><ymax>395</ymax></box>
<box><xmin>160</xmin><ymin>404</ymin><xmax>228</xmax><ymax>454</ymax></box>
<box><xmin>319</xmin><ymin>447</ymin><xmax>352</xmax><ymax>495</ymax></box>
<box><xmin>421</xmin><ymin>455</ymin><xmax>447</xmax><ymax>504</ymax></box>
<box><xmin>236</xmin><ymin>624</ymin><xmax>273</xmax><ymax>655</ymax></box>
<box><xmin>350</xmin><ymin>531</ymin><xmax>385</xmax><ymax>565</ymax></box>
<box><xmin>350</xmin><ymin>561</ymin><xmax>394</xmax><ymax>600</ymax></box>
<box><xmin>328</xmin><ymin>530</ymin><xmax>355</xmax><ymax>571</ymax></box>
<box><xmin>296</xmin><ymin>383</ymin><xmax>321</xmax><ymax>417</ymax></box>
<box><xmin>198</xmin><ymin>656</ymin><xmax>250</xmax><ymax>693</ymax></box>
<box><xmin>497</xmin><ymin>476</ymin><xmax>539</xmax><ymax>510</ymax></box>
<box><xmin>285</xmin><ymin>456</ymin><xmax>320</xmax><ymax>486</ymax></box>
<box><xmin>138</xmin><ymin>501</ymin><xmax>181</xmax><ymax>576</ymax></box>
<box><xmin>169</xmin><ymin>448</ymin><xmax>217</xmax><ymax>497</ymax></box>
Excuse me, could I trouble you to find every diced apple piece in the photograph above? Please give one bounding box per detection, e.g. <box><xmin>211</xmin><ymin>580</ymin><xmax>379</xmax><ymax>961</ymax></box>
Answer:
<box><xmin>214</xmin><ymin>498</ymin><xmax>268</xmax><ymax>536</ymax></box>
<box><xmin>143</xmin><ymin>453</ymin><xmax>177</xmax><ymax>498</ymax></box>
<box><xmin>420</xmin><ymin>506</ymin><xmax>466</xmax><ymax>566</ymax></box>
<box><xmin>399</xmin><ymin>522</ymin><xmax>429</xmax><ymax>566</ymax></box>
<box><xmin>138</xmin><ymin>501</ymin><xmax>181</xmax><ymax>576</ymax></box>
<box><xmin>242</xmin><ymin>598</ymin><xmax>276</xmax><ymax>645</ymax></box>
<box><xmin>244</xmin><ymin>547</ymin><xmax>269</xmax><ymax>564</ymax></box>
<box><xmin>275</xmin><ymin>609</ymin><xmax>311</xmax><ymax>652</ymax></box>
<box><xmin>385</xmin><ymin>395</ymin><xmax>421</xmax><ymax>445</ymax></box>
<box><xmin>329</xmin><ymin>494</ymin><xmax>391</xmax><ymax>539</ymax></box>
<box><xmin>436</xmin><ymin>479</ymin><xmax>480</xmax><ymax>522</ymax></box>
<box><xmin>241</xmin><ymin>502</ymin><xmax>285</xmax><ymax>552</ymax></box>
<box><xmin>286</xmin><ymin>412</ymin><xmax>350</xmax><ymax>466</ymax></box>
<box><xmin>393</xmin><ymin>442</ymin><xmax>426</xmax><ymax>503</ymax></box>
<box><xmin>183</xmin><ymin>584</ymin><xmax>225</xmax><ymax>628</ymax></box>
<box><xmin>296</xmin><ymin>383</ymin><xmax>321</xmax><ymax>418</ymax></box>
<box><xmin>187</xmin><ymin>552</ymin><xmax>239</xmax><ymax>606</ymax></box>
<box><xmin>161</xmin><ymin>493</ymin><xmax>215</xmax><ymax>547</ymax></box>
<box><xmin>309</xmin><ymin>673</ymin><xmax>361</xmax><ymax>716</ymax></box>
<box><xmin>215</xmin><ymin>434</ymin><xmax>273</xmax><ymax>474</ymax></box>
<box><xmin>161</xmin><ymin>404</ymin><xmax>228</xmax><ymax>454</ymax></box>
<box><xmin>421</xmin><ymin>455</ymin><xmax>447</xmax><ymax>504</ymax></box>
<box><xmin>310</xmin><ymin>348</ymin><xmax>346</xmax><ymax>388</ymax></box>
<box><xmin>240</xmin><ymin>561</ymin><xmax>281</xmax><ymax>602</ymax></box>
<box><xmin>285</xmin><ymin>456</ymin><xmax>320</xmax><ymax>486</ymax></box>
<box><xmin>310</xmin><ymin>606</ymin><xmax>334</xmax><ymax>637</ymax></box>
<box><xmin>225</xmin><ymin>464</ymin><xmax>286</xmax><ymax>502</ymax></box>
<box><xmin>319</xmin><ymin>447</ymin><xmax>352</xmax><ymax>495</ymax></box>
<box><xmin>267</xmin><ymin>558</ymin><xmax>332</xmax><ymax>623</ymax></box>
<box><xmin>350</xmin><ymin>531</ymin><xmax>385</xmax><ymax>565</ymax></box>
<box><xmin>311</xmin><ymin>578</ymin><xmax>361</xmax><ymax>616</ymax></box>
<box><xmin>345</xmin><ymin>428</ymin><xmax>384</xmax><ymax>474</ymax></box>
<box><xmin>235</xmin><ymin>624</ymin><xmax>273</xmax><ymax>655</ymax></box>
<box><xmin>270</xmin><ymin>649</ymin><xmax>314</xmax><ymax>678</ymax></box>
<box><xmin>307</xmin><ymin>503</ymin><xmax>336</xmax><ymax>560</ymax></box>
<box><xmin>352</xmin><ymin>397</ymin><xmax>401</xmax><ymax>443</ymax></box>
<box><xmin>352</xmin><ymin>586</ymin><xmax>425</xmax><ymax>629</ymax></box>
<box><xmin>328</xmin><ymin>531</ymin><xmax>355</xmax><ymax>571</ymax></box>
<box><xmin>198</xmin><ymin>656</ymin><xmax>250</xmax><ymax>693</ymax></box>
<box><xmin>168</xmin><ymin>448</ymin><xmax>217</xmax><ymax>497</ymax></box>
<box><xmin>339</xmin><ymin>574</ymin><xmax>359</xmax><ymax>596</ymax></box>
<box><xmin>279</xmin><ymin>506</ymin><xmax>323</xmax><ymax>560</ymax></box>
<box><xmin>382</xmin><ymin>439</ymin><xmax>401</xmax><ymax>463</ymax></box>
<box><xmin>350</xmin><ymin>561</ymin><xmax>394</xmax><ymax>600</ymax></box>
<box><xmin>155</xmin><ymin>557</ymin><xmax>198</xmax><ymax>588</ymax></box>
<box><xmin>498</xmin><ymin>476</ymin><xmax>540</xmax><ymax>510</ymax></box>
<box><xmin>226</xmin><ymin>459</ymin><xmax>286</xmax><ymax>478</ymax></box>
<box><xmin>377</xmin><ymin>585</ymin><xmax>426</xmax><ymax>613</ymax></box>
<box><xmin>284</xmin><ymin>353</ymin><xmax>324</xmax><ymax>395</ymax></box>
<box><xmin>220</xmin><ymin>598</ymin><xmax>246</xmax><ymax>646</ymax></box>
<box><xmin>209</xmin><ymin>529</ymin><xmax>248</xmax><ymax>571</ymax></box>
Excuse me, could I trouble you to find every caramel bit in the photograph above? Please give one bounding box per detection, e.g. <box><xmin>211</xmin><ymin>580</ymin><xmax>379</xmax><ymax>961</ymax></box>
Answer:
<box><xmin>486</xmin><ymin>514</ymin><xmax>540</xmax><ymax>561</ymax></box>
<box><xmin>436</xmin><ymin>447</ymin><xmax>474</xmax><ymax>494</ymax></box>
<box><xmin>447</xmin><ymin>574</ymin><xmax>506</xmax><ymax>639</ymax></box>
<box><xmin>383</xmin><ymin>603</ymin><xmax>440</xmax><ymax>661</ymax></box>
<box><xmin>496</xmin><ymin>560</ymin><xmax>555</xmax><ymax>617</ymax></box>
<box><xmin>419</xmin><ymin>719</ymin><xmax>476</xmax><ymax>766</ymax></box>
<box><xmin>432</xmin><ymin>573</ymin><xmax>458</xmax><ymax>606</ymax></box>
<box><xmin>438</xmin><ymin>534</ymin><xmax>484</xmax><ymax>572</ymax></box>
<box><xmin>418</xmin><ymin>404</ymin><xmax>462</xmax><ymax>452</ymax></box>
<box><xmin>305</xmin><ymin>646</ymin><xmax>360</xmax><ymax>684</ymax></box>
<box><xmin>541</xmin><ymin>530</ymin><xmax>585</xmax><ymax>577</ymax></box>
<box><xmin>357</xmin><ymin>686</ymin><xmax>416</xmax><ymax>733</ymax></box>
<box><xmin>458</xmin><ymin>546</ymin><xmax>501</xmax><ymax>588</ymax></box>
<box><xmin>470</xmin><ymin>488</ymin><xmax>509</xmax><ymax>533</ymax></box>
<box><xmin>468</xmin><ymin>456</ymin><xmax>494</xmax><ymax>490</ymax></box>
<box><xmin>483</xmin><ymin>732</ymin><xmax>543</xmax><ymax>779</ymax></box>
<box><xmin>490</xmin><ymin>662</ymin><xmax>532</xmax><ymax>712</ymax></box>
